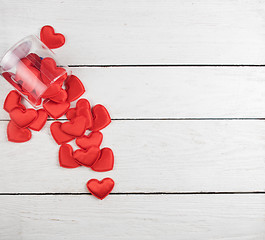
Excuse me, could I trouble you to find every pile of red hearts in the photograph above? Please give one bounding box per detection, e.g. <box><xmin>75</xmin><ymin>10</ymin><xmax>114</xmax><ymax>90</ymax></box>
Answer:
<box><xmin>2</xmin><ymin>25</ymin><xmax>115</xmax><ymax>200</ymax></box>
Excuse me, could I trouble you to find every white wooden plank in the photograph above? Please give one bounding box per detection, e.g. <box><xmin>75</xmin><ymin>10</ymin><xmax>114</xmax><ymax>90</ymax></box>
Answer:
<box><xmin>1</xmin><ymin>0</ymin><xmax>265</xmax><ymax>64</ymax></box>
<box><xmin>0</xmin><ymin>195</ymin><xmax>264</xmax><ymax>240</ymax></box>
<box><xmin>0</xmin><ymin>120</ymin><xmax>265</xmax><ymax>193</ymax></box>
<box><xmin>2</xmin><ymin>67</ymin><xmax>265</xmax><ymax>119</ymax></box>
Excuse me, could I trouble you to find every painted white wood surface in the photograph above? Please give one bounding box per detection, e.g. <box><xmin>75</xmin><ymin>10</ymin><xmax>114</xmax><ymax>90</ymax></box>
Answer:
<box><xmin>2</xmin><ymin>67</ymin><xmax>265</xmax><ymax>119</ymax></box>
<box><xmin>0</xmin><ymin>120</ymin><xmax>265</xmax><ymax>193</ymax></box>
<box><xmin>0</xmin><ymin>195</ymin><xmax>264</xmax><ymax>240</ymax></box>
<box><xmin>1</xmin><ymin>0</ymin><xmax>265</xmax><ymax>64</ymax></box>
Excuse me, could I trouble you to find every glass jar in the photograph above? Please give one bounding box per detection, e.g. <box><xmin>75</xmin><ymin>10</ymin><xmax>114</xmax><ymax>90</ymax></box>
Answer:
<box><xmin>0</xmin><ymin>35</ymin><xmax>71</xmax><ymax>108</ymax></box>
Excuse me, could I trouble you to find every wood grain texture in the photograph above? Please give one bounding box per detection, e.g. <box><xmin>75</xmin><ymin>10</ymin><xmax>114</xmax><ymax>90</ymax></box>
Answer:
<box><xmin>1</xmin><ymin>0</ymin><xmax>265</xmax><ymax>64</ymax></box>
<box><xmin>0</xmin><ymin>195</ymin><xmax>264</xmax><ymax>240</ymax></box>
<box><xmin>1</xmin><ymin>120</ymin><xmax>265</xmax><ymax>193</ymax></box>
<box><xmin>2</xmin><ymin>67</ymin><xmax>265</xmax><ymax>119</ymax></box>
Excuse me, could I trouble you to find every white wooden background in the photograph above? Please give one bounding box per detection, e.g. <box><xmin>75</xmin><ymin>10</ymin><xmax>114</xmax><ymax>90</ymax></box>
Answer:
<box><xmin>1</xmin><ymin>0</ymin><xmax>265</xmax><ymax>239</ymax></box>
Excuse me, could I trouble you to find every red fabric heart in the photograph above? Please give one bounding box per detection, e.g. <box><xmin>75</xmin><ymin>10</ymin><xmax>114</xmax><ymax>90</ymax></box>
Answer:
<box><xmin>26</xmin><ymin>53</ymin><xmax>42</xmax><ymax>70</ymax></box>
<box><xmin>7</xmin><ymin>121</ymin><xmax>32</xmax><ymax>143</ymax></box>
<box><xmin>4</xmin><ymin>90</ymin><xmax>25</xmax><ymax>112</ymax></box>
<box><xmin>90</xmin><ymin>104</ymin><xmax>111</xmax><ymax>131</ymax></box>
<box><xmin>40</xmin><ymin>57</ymin><xmax>67</xmax><ymax>85</ymax></box>
<box><xmin>9</xmin><ymin>108</ymin><xmax>37</xmax><ymax>128</ymax></box>
<box><xmin>41</xmin><ymin>83</ymin><xmax>62</xmax><ymax>98</ymax></box>
<box><xmin>76</xmin><ymin>106</ymin><xmax>93</xmax><ymax>129</ymax></box>
<box><xmin>91</xmin><ymin>148</ymin><xmax>114</xmax><ymax>172</ymax></box>
<box><xmin>43</xmin><ymin>100</ymin><xmax>70</xmax><ymax>119</ymax></box>
<box><xmin>73</xmin><ymin>146</ymin><xmax>100</xmax><ymax>167</ymax></box>
<box><xmin>49</xmin><ymin>89</ymin><xmax>68</xmax><ymax>103</ymax></box>
<box><xmin>76</xmin><ymin>131</ymin><xmax>103</xmax><ymax>149</ymax></box>
<box><xmin>66</xmin><ymin>108</ymin><xmax>76</xmax><ymax>120</ymax></box>
<box><xmin>59</xmin><ymin>144</ymin><xmax>81</xmax><ymax>168</ymax></box>
<box><xmin>40</xmin><ymin>25</ymin><xmax>65</xmax><ymax>49</ymax></box>
<box><xmin>28</xmin><ymin>109</ymin><xmax>48</xmax><ymax>131</ymax></box>
<box><xmin>50</xmin><ymin>122</ymin><xmax>75</xmax><ymax>145</ymax></box>
<box><xmin>86</xmin><ymin>178</ymin><xmax>115</xmax><ymax>200</ymax></box>
<box><xmin>65</xmin><ymin>75</ymin><xmax>85</xmax><ymax>102</ymax></box>
<box><xmin>61</xmin><ymin>116</ymin><xmax>87</xmax><ymax>137</ymax></box>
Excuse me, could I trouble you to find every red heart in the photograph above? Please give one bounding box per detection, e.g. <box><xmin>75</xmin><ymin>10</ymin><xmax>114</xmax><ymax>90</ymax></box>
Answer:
<box><xmin>61</xmin><ymin>116</ymin><xmax>87</xmax><ymax>137</ymax></box>
<box><xmin>26</xmin><ymin>53</ymin><xmax>42</xmax><ymax>70</ymax></box>
<box><xmin>90</xmin><ymin>104</ymin><xmax>111</xmax><ymax>131</ymax></box>
<box><xmin>9</xmin><ymin>108</ymin><xmax>37</xmax><ymax>128</ymax></box>
<box><xmin>50</xmin><ymin>121</ymin><xmax>75</xmax><ymax>145</ymax></box>
<box><xmin>7</xmin><ymin>121</ymin><xmax>32</xmax><ymax>143</ymax></box>
<box><xmin>76</xmin><ymin>106</ymin><xmax>93</xmax><ymax>129</ymax></box>
<box><xmin>65</xmin><ymin>75</ymin><xmax>85</xmax><ymax>102</ymax></box>
<box><xmin>49</xmin><ymin>89</ymin><xmax>68</xmax><ymax>103</ymax></box>
<box><xmin>91</xmin><ymin>148</ymin><xmax>114</xmax><ymax>172</ymax></box>
<box><xmin>86</xmin><ymin>178</ymin><xmax>115</xmax><ymax>200</ymax></box>
<box><xmin>4</xmin><ymin>90</ymin><xmax>26</xmax><ymax>112</ymax></box>
<box><xmin>66</xmin><ymin>108</ymin><xmax>76</xmax><ymax>120</ymax></box>
<box><xmin>40</xmin><ymin>25</ymin><xmax>65</xmax><ymax>49</ymax></box>
<box><xmin>73</xmin><ymin>146</ymin><xmax>100</xmax><ymax>167</ymax></box>
<box><xmin>28</xmin><ymin>109</ymin><xmax>48</xmax><ymax>131</ymax></box>
<box><xmin>76</xmin><ymin>131</ymin><xmax>103</xmax><ymax>149</ymax></box>
<box><xmin>41</xmin><ymin>83</ymin><xmax>62</xmax><ymax>98</ymax></box>
<box><xmin>43</xmin><ymin>100</ymin><xmax>70</xmax><ymax>119</ymax></box>
<box><xmin>59</xmin><ymin>144</ymin><xmax>81</xmax><ymax>168</ymax></box>
<box><xmin>40</xmin><ymin>58</ymin><xmax>67</xmax><ymax>85</ymax></box>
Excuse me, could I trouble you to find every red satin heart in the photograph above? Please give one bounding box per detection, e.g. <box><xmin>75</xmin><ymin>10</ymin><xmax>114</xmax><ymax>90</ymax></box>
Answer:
<box><xmin>40</xmin><ymin>25</ymin><xmax>65</xmax><ymax>49</ymax></box>
<box><xmin>41</xmin><ymin>83</ymin><xmax>62</xmax><ymax>98</ymax></box>
<box><xmin>59</xmin><ymin>144</ymin><xmax>81</xmax><ymax>168</ymax></box>
<box><xmin>76</xmin><ymin>131</ymin><xmax>103</xmax><ymax>149</ymax></box>
<box><xmin>66</xmin><ymin>108</ymin><xmax>76</xmax><ymax>120</ymax></box>
<box><xmin>65</xmin><ymin>75</ymin><xmax>85</xmax><ymax>102</ymax></box>
<box><xmin>28</xmin><ymin>109</ymin><xmax>48</xmax><ymax>131</ymax></box>
<box><xmin>26</xmin><ymin>53</ymin><xmax>42</xmax><ymax>70</ymax></box>
<box><xmin>76</xmin><ymin>106</ymin><xmax>93</xmax><ymax>129</ymax></box>
<box><xmin>7</xmin><ymin>121</ymin><xmax>32</xmax><ymax>143</ymax></box>
<box><xmin>43</xmin><ymin>100</ymin><xmax>70</xmax><ymax>119</ymax></box>
<box><xmin>50</xmin><ymin>122</ymin><xmax>75</xmax><ymax>145</ymax></box>
<box><xmin>49</xmin><ymin>89</ymin><xmax>68</xmax><ymax>103</ymax></box>
<box><xmin>91</xmin><ymin>148</ymin><xmax>114</xmax><ymax>172</ymax></box>
<box><xmin>73</xmin><ymin>146</ymin><xmax>100</xmax><ymax>167</ymax></box>
<box><xmin>61</xmin><ymin>116</ymin><xmax>87</xmax><ymax>137</ymax></box>
<box><xmin>86</xmin><ymin>178</ymin><xmax>115</xmax><ymax>200</ymax></box>
<box><xmin>9</xmin><ymin>108</ymin><xmax>37</xmax><ymax>128</ymax></box>
<box><xmin>90</xmin><ymin>104</ymin><xmax>111</xmax><ymax>131</ymax></box>
<box><xmin>4</xmin><ymin>90</ymin><xmax>25</xmax><ymax>112</ymax></box>
<box><xmin>40</xmin><ymin>57</ymin><xmax>67</xmax><ymax>85</ymax></box>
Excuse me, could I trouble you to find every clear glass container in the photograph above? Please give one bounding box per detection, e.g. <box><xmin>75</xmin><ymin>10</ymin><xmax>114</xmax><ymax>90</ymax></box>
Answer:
<box><xmin>0</xmin><ymin>35</ymin><xmax>71</xmax><ymax>108</ymax></box>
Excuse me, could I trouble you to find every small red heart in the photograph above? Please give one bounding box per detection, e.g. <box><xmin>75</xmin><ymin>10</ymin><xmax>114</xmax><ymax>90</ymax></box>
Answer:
<box><xmin>50</xmin><ymin>122</ymin><xmax>75</xmax><ymax>145</ymax></box>
<box><xmin>26</xmin><ymin>53</ymin><xmax>42</xmax><ymax>70</ymax></box>
<box><xmin>40</xmin><ymin>25</ymin><xmax>65</xmax><ymax>49</ymax></box>
<box><xmin>66</xmin><ymin>108</ymin><xmax>76</xmax><ymax>120</ymax></box>
<box><xmin>90</xmin><ymin>104</ymin><xmax>111</xmax><ymax>131</ymax></box>
<box><xmin>65</xmin><ymin>75</ymin><xmax>85</xmax><ymax>102</ymax></box>
<box><xmin>40</xmin><ymin>58</ymin><xmax>67</xmax><ymax>85</ymax></box>
<box><xmin>7</xmin><ymin>121</ymin><xmax>32</xmax><ymax>143</ymax></box>
<box><xmin>43</xmin><ymin>100</ymin><xmax>70</xmax><ymax>119</ymax></box>
<box><xmin>4</xmin><ymin>90</ymin><xmax>26</xmax><ymax>112</ymax></box>
<box><xmin>73</xmin><ymin>146</ymin><xmax>100</xmax><ymax>167</ymax></box>
<box><xmin>76</xmin><ymin>131</ymin><xmax>103</xmax><ymax>149</ymax></box>
<box><xmin>28</xmin><ymin>109</ymin><xmax>48</xmax><ymax>131</ymax></box>
<box><xmin>76</xmin><ymin>98</ymin><xmax>91</xmax><ymax>109</ymax></box>
<box><xmin>41</xmin><ymin>83</ymin><xmax>62</xmax><ymax>98</ymax></box>
<box><xmin>86</xmin><ymin>178</ymin><xmax>115</xmax><ymax>200</ymax></box>
<box><xmin>9</xmin><ymin>108</ymin><xmax>37</xmax><ymax>128</ymax></box>
<box><xmin>61</xmin><ymin>116</ymin><xmax>87</xmax><ymax>137</ymax></box>
<box><xmin>76</xmin><ymin>106</ymin><xmax>93</xmax><ymax>129</ymax></box>
<box><xmin>49</xmin><ymin>89</ymin><xmax>68</xmax><ymax>103</ymax></box>
<box><xmin>91</xmin><ymin>148</ymin><xmax>114</xmax><ymax>172</ymax></box>
<box><xmin>59</xmin><ymin>144</ymin><xmax>81</xmax><ymax>168</ymax></box>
